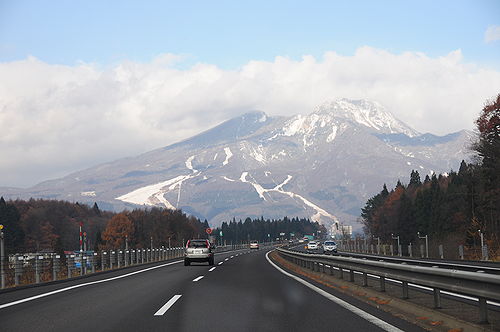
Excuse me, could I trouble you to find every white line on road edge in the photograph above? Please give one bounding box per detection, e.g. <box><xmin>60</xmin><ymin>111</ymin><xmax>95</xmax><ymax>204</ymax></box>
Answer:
<box><xmin>192</xmin><ymin>276</ymin><xmax>204</xmax><ymax>282</ymax></box>
<box><xmin>0</xmin><ymin>260</ymin><xmax>183</xmax><ymax>310</ymax></box>
<box><xmin>265</xmin><ymin>251</ymin><xmax>404</xmax><ymax>332</ymax></box>
<box><xmin>218</xmin><ymin>262</ymin><xmax>223</xmax><ymax>265</ymax></box>
<box><xmin>209</xmin><ymin>267</ymin><xmax>216</xmax><ymax>272</ymax></box>
<box><xmin>154</xmin><ymin>295</ymin><xmax>182</xmax><ymax>316</ymax></box>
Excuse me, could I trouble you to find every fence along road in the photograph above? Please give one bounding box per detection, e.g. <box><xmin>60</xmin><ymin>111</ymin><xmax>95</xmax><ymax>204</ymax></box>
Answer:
<box><xmin>0</xmin><ymin>247</ymin><xmax>425</xmax><ymax>332</ymax></box>
<box><xmin>278</xmin><ymin>246</ymin><xmax>500</xmax><ymax>324</ymax></box>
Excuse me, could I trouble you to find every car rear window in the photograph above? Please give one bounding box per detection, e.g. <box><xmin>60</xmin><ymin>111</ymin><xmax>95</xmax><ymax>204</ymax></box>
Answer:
<box><xmin>324</xmin><ymin>241</ymin><xmax>336</xmax><ymax>246</ymax></box>
<box><xmin>187</xmin><ymin>240</ymin><xmax>208</xmax><ymax>248</ymax></box>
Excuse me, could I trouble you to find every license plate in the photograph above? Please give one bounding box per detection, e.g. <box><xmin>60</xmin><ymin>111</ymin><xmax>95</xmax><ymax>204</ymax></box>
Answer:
<box><xmin>195</xmin><ymin>250</ymin><xmax>203</xmax><ymax>254</ymax></box>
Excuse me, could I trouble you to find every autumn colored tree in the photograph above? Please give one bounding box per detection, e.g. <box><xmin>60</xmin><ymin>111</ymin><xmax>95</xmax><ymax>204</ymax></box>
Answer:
<box><xmin>474</xmin><ymin>93</ymin><xmax>500</xmax><ymax>236</ymax></box>
<box><xmin>101</xmin><ymin>213</ymin><xmax>135</xmax><ymax>250</ymax></box>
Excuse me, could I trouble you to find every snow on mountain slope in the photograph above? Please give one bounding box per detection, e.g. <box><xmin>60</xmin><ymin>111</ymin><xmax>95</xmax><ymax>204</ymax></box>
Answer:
<box><xmin>315</xmin><ymin>99</ymin><xmax>419</xmax><ymax>137</ymax></box>
<box><xmin>1</xmin><ymin>99</ymin><xmax>474</xmax><ymax>229</ymax></box>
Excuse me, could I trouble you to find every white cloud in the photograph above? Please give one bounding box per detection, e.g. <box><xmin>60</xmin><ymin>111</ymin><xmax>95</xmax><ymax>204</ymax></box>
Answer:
<box><xmin>1</xmin><ymin>48</ymin><xmax>500</xmax><ymax>187</ymax></box>
<box><xmin>485</xmin><ymin>25</ymin><xmax>500</xmax><ymax>43</ymax></box>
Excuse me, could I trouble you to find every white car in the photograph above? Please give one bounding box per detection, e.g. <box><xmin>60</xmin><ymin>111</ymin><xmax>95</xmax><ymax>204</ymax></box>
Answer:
<box><xmin>307</xmin><ymin>241</ymin><xmax>319</xmax><ymax>251</ymax></box>
<box><xmin>322</xmin><ymin>241</ymin><xmax>338</xmax><ymax>254</ymax></box>
<box><xmin>250</xmin><ymin>241</ymin><xmax>259</xmax><ymax>249</ymax></box>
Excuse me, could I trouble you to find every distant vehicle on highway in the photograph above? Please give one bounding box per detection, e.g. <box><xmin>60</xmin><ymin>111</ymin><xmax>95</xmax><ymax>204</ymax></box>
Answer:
<box><xmin>306</xmin><ymin>241</ymin><xmax>319</xmax><ymax>252</ymax></box>
<box><xmin>298</xmin><ymin>239</ymin><xmax>305</xmax><ymax>243</ymax></box>
<box><xmin>184</xmin><ymin>239</ymin><xmax>214</xmax><ymax>266</ymax></box>
<box><xmin>322</xmin><ymin>241</ymin><xmax>337</xmax><ymax>254</ymax></box>
<box><xmin>250</xmin><ymin>240</ymin><xmax>259</xmax><ymax>249</ymax></box>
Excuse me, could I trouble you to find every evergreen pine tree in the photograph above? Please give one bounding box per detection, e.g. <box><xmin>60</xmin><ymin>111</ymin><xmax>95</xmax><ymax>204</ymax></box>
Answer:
<box><xmin>0</xmin><ymin>197</ymin><xmax>25</xmax><ymax>254</ymax></box>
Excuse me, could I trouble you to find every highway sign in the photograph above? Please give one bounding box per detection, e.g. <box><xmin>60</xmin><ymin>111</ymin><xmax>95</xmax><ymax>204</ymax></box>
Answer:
<box><xmin>206</xmin><ymin>228</ymin><xmax>212</xmax><ymax>235</ymax></box>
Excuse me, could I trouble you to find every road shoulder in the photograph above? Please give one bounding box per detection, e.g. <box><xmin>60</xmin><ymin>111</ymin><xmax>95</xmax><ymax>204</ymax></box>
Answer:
<box><xmin>268</xmin><ymin>250</ymin><xmax>494</xmax><ymax>332</ymax></box>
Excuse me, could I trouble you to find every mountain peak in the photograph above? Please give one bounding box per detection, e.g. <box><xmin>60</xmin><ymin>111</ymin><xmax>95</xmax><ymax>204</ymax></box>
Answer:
<box><xmin>314</xmin><ymin>98</ymin><xmax>420</xmax><ymax>137</ymax></box>
<box><xmin>167</xmin><ymin>110</ymin><xmax>270</xmax><ymax>150</ymax></box>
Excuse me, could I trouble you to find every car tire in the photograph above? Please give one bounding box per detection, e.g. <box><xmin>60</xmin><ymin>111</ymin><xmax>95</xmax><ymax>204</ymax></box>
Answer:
<box><xmin>184</xmin><ymin>259</ymin><xmax>190</xmax><ymax>266</ymax></box>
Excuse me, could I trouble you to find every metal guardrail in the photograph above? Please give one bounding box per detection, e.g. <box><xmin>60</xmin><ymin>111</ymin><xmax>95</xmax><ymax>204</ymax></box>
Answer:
<box><xmin>317</xmin><ymin>250</ymin><xmax>500</xmax><ymax>275</ymax></box>
<box><xmin>277</xmin><ymin>247</ymin><xmax>500</xmax><ymax>324</ymax></box>
<box><xmin>0</xmin><ymin>242</ymin><xmax>262</xmax><ymax>291</ymax></box>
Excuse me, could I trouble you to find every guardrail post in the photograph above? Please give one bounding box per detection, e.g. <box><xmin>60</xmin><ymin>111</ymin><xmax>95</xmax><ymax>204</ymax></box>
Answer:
<box><xmin>390</xmin><ymin>245</ymin><xmax>394</xmax><ymax>256</ymax></box>
<box><xmin>398</xmin><ymin>244</ymin><xmax>402</xmax><ymax>257</ymax></box>
<box><xmin>408</xmin><ymin>244</ymin><xmax>412</xmax><ymax>257</ymax></box>
<box><xmin>52</xmin><ymin>254</ymin><xmax>59</xmax><ymax>281</ymax></box>
<box><xmin>110</xmin><ymin>251</ymin><xmax>114</xmax><ymax>269</ymax></box>
<box><xmin>402</xmin><ymin>281</ymin><xmax>409</xmax><ymax>299</ymax></box>
<box><xmin>14</xmin><ymin>254</ymin><xmax>22</xmax><ymax>285</ymax></box>
<box><xmin>420</xmin><ymin>244</ymin><xmax>424</xmax><ymax>258</ymax></box>
<box><xmin>482</xmin><ymin>245</ymin><xmax>489</xmax><ymax>261</ymax></box>
<box><xmin>68</xmin><ymin>254</ymin><xmax>74</xmax><ymax>278</ymax></box>
<box><xmin>380</xmin><ymin>276</ymin><xmax>386</xmax><ymax>292</ymax></box>
<box><xmin>362</xmin><ymin>272</ymin><xmax>368</xmax><ymax>286</ymax></box>
<box><xmin>439</xmin><ymin>245</ymin><xmax>444</xmax><ymax>259</ymax></box>
<box><xmin>118</xmin><ymin>251</ymin><xmax>122</xmax><ymax>268</ymax></box>
<box><xmin>349</xmin><ymin>269</ymin><xmax>354</xmax><ymax>282</ymax></box>
<box><xmin>458</xmin><ymin>245</ymin><xmax>464</xmax><ymax>260</ymax></box>
<box><xmin>92</xmin><ymin>253</ymin><xmax>96</xmax><ymax>273</ymax></box>
<box><xmin>125</xmin><ymin>250</ymin><xmax>129</xmax><ymax>267</ymax></box>
<box><xmin>479</xmin><ymin>297</ymin><xmax>489</xmax><ymax>324</ymax></box>
<box><xmin>338</xmin><ymin>267</ymin><xmax>343</xmax><ymax>279</ymax></box>
<box><xmin>82</xmin><ymin>256</ymin><xmax>87</xmax><ymax>275</ymax></box>
<box><xmin>101</xmin><ymin>251</ymin><xmax>106</xmax><ymax>270</ymax></box>
<box><xmin>433</xmin><ymin>288</ymin><xmax>442</xmax><ymax>309</ymax></box>
<box><xmin>35</xmin><ymin>255</ymin><xmax>41</xmax><ymax>284</ymax></box>
<box><xmin>78</xmin><ymin>255</ymin><xmax>83</xmax><ymax>276</ymax></box>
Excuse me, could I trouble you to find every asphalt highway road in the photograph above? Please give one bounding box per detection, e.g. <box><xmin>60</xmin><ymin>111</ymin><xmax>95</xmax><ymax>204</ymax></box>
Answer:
<box><xmin>0</xmin><ymin>247</ymin><xmax>425</xmax><ymax>332</ymax></box>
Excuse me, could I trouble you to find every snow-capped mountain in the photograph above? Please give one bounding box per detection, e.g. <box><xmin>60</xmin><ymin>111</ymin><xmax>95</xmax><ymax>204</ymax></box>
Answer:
<box><xmin>1</xmin><ymin>99</ymin><xmax>474</xmax><ymax>230</ymax></box>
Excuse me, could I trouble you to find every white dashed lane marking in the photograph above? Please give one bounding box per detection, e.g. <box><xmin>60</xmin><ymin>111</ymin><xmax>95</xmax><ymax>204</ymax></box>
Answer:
<box><xmin>154</xmin><ymin>295</ymin><xmax>182</xmax><ymax>316</ymax></box>
<box><xmin>192</xmin><ymin>276</ymin><xmax>204</xmax><ymax>282</ymax></box>
<box><xmin>209</xmin><ymin>267</ymin><xmax>216</xmax><ymax>272</ymax></box>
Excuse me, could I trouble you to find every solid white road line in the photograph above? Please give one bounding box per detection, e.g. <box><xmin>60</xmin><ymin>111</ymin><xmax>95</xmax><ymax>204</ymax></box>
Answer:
<box><xmin>265</xmin><ymin>251</ymin><xmax>404</xmax><ymax>332</ymax></box>
<box><xmin>209</xmin><ymin>267</ymin><xmax>216</xmax><ymax>272</ymax></box>
<box><xmin>0</xmin><ymin>260</ymin><xmax>183</xmax><ymax>310</ymax></box>
<box><xmin>154</xmin><ymin>295</ymin><xmax>182</xmax><ymax>316</ymax></box>
<box><xmin>192</xmin><ymin>276</ymin><xmax>204</xmax><ymax>282</ymax></box>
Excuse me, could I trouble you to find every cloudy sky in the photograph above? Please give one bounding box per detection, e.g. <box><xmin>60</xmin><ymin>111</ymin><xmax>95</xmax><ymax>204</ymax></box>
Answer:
<box><xmin>1</xmin><ymin>0</ymin><xmax>500</xmax><ymax>188</ymax></box>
